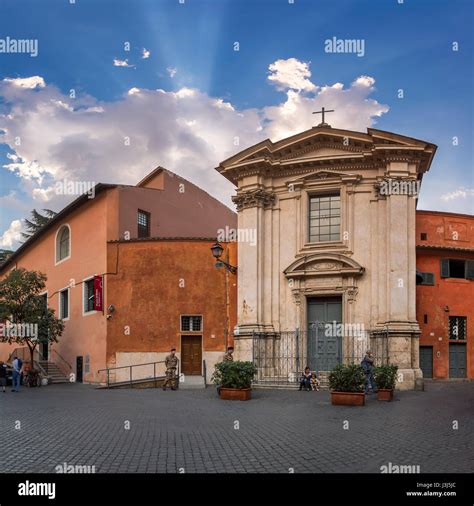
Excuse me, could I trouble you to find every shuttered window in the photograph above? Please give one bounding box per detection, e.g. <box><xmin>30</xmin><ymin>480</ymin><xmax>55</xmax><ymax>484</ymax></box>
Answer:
<box><xmin>420</xmin><ymin>272</ymin><xmax>435</xmax><ymax>285</ymax></box>
<box><xmin>440</xmin><ymin>259</ymin><xmax>474</xmax><ymax>279</ymax></box>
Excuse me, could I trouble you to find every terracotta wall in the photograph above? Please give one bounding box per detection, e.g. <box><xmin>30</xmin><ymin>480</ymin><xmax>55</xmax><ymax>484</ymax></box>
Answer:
<box><xmin>416</xmin><ymin>211</ymin><xmax>474</xmax><ymax>379</ymax></box>
<box><xmin>105</xmin><ymin>239</ymin><xmax>237</xmax><ymax>380</ymax></box>
<box><xmin>0</xmin><ymin>190</ymin><xmax>115</xmax><ymax>381</ymax></box>
<box><xmin>117</xmin><ymin>171</ymin><xmax>237</xmax><ymax>240</ymax></box>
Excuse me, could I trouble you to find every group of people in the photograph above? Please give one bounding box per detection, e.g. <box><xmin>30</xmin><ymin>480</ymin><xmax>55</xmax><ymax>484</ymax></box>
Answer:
<box><xmin>0</xmin><ymin>357</ymin><xmax>23</xmax><ymax>393</ymax></box>
<box><xmin>298</xmin><ymin>350</ymin><xmax>378</xmax><ymax>395</ymax></box>
<box><xmin>299</xmin><ymin>367</ymin><xmax>321</xmax><ymax>391</ymax></box>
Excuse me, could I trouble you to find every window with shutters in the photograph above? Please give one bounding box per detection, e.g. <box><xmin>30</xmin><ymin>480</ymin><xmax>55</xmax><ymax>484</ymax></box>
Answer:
<box><xmin>59</xmin><ymin>288</ymin><xmax>69</xmax><ymax>319</ymax></box>
<box><xmin>449</xmin><ymin>316</ymin><xmax>467</xmax><ymax>340</ymax></box>
<box><xmin>420</xmin><ymin>272</ymin><xmax>435</xmax><ymax>285</ymax></box>
<box><xmin>180</xmin><ymin>315</ymin><xmax>202</xmax><ymax>332</ymax></box>
<box><xmin>440</xmin><ymin>259</ymin><xmax>474</xmax><ymax>280</ymax></box>
<box><xmin>83</xmin><ymin>278</ymin><xmax>95</xmax><ymax>313</ymax></box>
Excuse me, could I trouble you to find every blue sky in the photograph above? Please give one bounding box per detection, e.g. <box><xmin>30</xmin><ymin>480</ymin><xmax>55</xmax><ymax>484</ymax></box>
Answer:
<box><xmin>0</xmin><ymin>0</ymin><xmax>473</xmax><ymax>249</ymax></box>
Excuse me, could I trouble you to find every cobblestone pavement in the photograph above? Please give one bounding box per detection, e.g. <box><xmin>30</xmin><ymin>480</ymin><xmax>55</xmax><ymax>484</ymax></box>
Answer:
<box><xmin>0</xmin><ymin>381</ymin><xmax>472</xmax><ymax>473</ymax></box>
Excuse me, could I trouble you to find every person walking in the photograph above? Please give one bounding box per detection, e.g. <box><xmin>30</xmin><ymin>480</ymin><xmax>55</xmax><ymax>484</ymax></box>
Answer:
<box><xmin>11</xmin><ymin>357</ymin><xmax>22</xmax><ymax>392</ymax></box>
<box><xmin>162</xmin><ymin>348</ymin><xmax>178</xmax><ymax>391</ymax></box>
<box><xmin>0</xmin><ymin>361</ymin><xmax>7</xmax><ymax>392</ymax></box>
<box><xmin>361</xmin><ymin>350</ymin><xmax>377</xmax><ymax>395</ymax></box>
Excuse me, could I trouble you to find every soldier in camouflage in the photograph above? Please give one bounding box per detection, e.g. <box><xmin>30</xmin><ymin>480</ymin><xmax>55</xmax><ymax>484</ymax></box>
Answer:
<box><xmin>162</xmin><ymin>347</ymin><xmax>178</xmax><ymax>391</ymax></box>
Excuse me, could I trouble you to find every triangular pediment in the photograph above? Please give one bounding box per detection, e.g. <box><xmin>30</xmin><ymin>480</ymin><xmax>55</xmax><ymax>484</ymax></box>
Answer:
<box><xmin>288</xmin><ymin>169</ymin><xmax>361</xmax><ymax>184</ymax></box>
<box><xmin>216</xmin><ymin>126</ymin><xmax>437</xmax><ymax>185</ymax></box>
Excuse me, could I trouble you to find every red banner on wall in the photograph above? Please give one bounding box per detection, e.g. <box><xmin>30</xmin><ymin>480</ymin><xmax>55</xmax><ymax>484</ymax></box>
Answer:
<box><xmin>93</xmin><ymin>275</ymin><xmax>103</xmax><ymax>312</ymax></box>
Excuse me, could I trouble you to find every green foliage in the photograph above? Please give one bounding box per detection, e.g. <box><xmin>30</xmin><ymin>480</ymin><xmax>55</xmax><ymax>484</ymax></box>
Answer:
<box><xmin>0</xmin><ymin>249</ymin><xmax>13</xmax><ymax>264</ymax></box>
<box><xmin>21</xmin><ymin>209</ymin><xmax>57</xmax><ymax>241</ymax></box>
<box><xmin>212</xmin><ymin>360</ymin><xmax>257</xmax><ymax>389</ymax></box>
<box><xmin>328</xmin><ymin>363</ymin><xmax>366</xmax><ymax>392</ymax></box>
<box><xmin>373</xmin><ymin>364</ymin><xmax>398</xmax><ymax>390</ymax></box>
<box><xmin>0</xmin><ymin>268</ymin><xmax>64</xmax><ymax>368</ymax></box>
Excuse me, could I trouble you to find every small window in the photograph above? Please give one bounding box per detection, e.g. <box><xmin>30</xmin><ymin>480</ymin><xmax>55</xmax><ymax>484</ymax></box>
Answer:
<box><xmin>137</xmin><ymin>210</ymin><xmax>150</xmax><ymax>238</ymax></box>
<box><xmin>309</xmin><ymin>193</ymin><xmax>341</xmax><ymax>243</ymax></box>
<box><xmin>60</xmin><ymin>289</ymin><xmax>69</xmax><ymax>319</ymax></box>
<box><xmin>56</xmin><ymin>225</ymin><xmax>70</xmax><ymax>262</ymax></box>
<box><xmin>420</xmin><ymin>272</ymin><xmax>435</xmax><ymax>285</ymax></box>
<box><xmin>449</xmin><ymin>316</ymin><xmax>467</xmax><ymax>340</ymax></box>
<box><xmin>420</xmin><ymin>233</ymin><xmax>427</xmax><ymax>241</ymax></box>
<box><xmin>181</xmin><ymin>315</ymin><xmax>202</xmax><ymax>332</ymax></box>
<box><xmin>84</xmin><ymin>279</ymin><xmax>95</xmax><ymax>313</ymax></box>
<box><xmin>423</xmin><ymin>314</ymin><xmax>428</xmax><ymax>324</ymax></box>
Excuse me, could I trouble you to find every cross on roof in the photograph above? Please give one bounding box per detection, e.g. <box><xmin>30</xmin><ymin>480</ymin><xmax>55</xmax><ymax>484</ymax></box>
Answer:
<box><xmin>312</xmin><ymin>107</ymin><xmax>334</xmax><ymax>128</ymax></box>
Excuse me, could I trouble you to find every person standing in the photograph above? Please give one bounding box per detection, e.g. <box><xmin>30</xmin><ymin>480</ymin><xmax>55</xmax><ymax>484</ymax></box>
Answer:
<box><xmin>162</xmin><ymin>348</ymin><xmax>178</xmax><ymax>391</ymax></box>
<box><xmin>361</xmin><ymin>350</ymin><xmax>377</xmax><ymax>395</ymax></box>
<box><xmin>0</xmin><ymin>361</ymin><xmax>7</xmax><ymax>392</ymax></box>
<box><xmin>223</xmin><ymin>346</ymin><xmax>234</xmax><ymax>362</ymax></box>
<box><xmin>11</xmin><ymin>357</ymin><xmax>22</xmax><ymax>392</ymax></box>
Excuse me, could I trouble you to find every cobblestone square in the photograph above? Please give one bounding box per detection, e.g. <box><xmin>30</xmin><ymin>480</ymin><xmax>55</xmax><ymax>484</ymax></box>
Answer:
<box><xmin>0</xmin><ymin>381</ymin><xmax>472</xmax><ymax>474</ymax></box>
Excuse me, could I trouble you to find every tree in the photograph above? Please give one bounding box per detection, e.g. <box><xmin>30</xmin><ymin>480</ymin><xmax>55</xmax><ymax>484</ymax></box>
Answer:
<box><xmin>21</xmin><ymin>209</ymin><xmax>57</xmax><ymax>241</ymax></box>
<box><xmin>0</xmin><ymin>268</ymin><xmax>64</xmax><ymax>369</ymax></box>
<box><xmin>0</xmin><ymin>249</ymin><xmax>14</xmax><ymax>264</ymax></box>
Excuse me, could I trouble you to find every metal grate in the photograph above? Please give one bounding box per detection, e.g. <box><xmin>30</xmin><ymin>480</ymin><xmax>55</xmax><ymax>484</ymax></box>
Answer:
<box><xmin>449</xmin><ymin>316</ymin><xmax>467</xmax><ymax>340</ymax></box>
<box><xmin>252</xmin><ymin>328</ymin><xmax>389</xmax><ymax>386</ymax></box>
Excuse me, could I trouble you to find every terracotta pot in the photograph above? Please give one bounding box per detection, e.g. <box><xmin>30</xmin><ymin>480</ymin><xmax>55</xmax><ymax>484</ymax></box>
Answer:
<box><xmin>377</xmin><ymin>389</ymin><xmax>394</xmax><ymax>401</ymax></box>
<box><xmin>331</xmin><ymin>391</ymin><xmax>365</xmax><ymax>406</ymax></box>
<box><xmin>220</xmin><ymin>387</ymin><xmax>251</xmax><ymax>401</ymax></box>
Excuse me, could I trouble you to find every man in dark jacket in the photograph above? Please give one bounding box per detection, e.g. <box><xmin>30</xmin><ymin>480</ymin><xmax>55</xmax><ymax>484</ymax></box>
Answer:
<box><xmin>361</xmin><ymin>351</ymin><xmax>377</xmax><ymax>394</ymax></box>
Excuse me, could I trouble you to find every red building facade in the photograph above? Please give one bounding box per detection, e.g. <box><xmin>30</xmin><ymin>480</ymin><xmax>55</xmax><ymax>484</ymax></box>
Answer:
<box><xmin>416</xmin><ymin>211</ymin><xmax>474</xmax><ymax>379</ymax></box>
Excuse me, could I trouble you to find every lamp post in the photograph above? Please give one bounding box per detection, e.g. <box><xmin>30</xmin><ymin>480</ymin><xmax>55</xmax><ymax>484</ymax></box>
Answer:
<box><xmin>210</xmin><ymin>242</ymin><xmax>237</xmax><ymax>351</ymax></box>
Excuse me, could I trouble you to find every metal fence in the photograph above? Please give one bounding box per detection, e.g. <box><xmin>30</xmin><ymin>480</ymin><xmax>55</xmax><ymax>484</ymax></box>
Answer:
<box><xmin>252</xmin><ymin>326</ymin><xmax>388</xmax><ymax>386</ymax></box>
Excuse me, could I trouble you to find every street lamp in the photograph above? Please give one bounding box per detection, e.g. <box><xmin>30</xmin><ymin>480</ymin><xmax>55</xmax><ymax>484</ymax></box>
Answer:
<box><xmin>210</xmin><ymin>242</ymin><xmax>237</xmax><ymax>274</ymax></box>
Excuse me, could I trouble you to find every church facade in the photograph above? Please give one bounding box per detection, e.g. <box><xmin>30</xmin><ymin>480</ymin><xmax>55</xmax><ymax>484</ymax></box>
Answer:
<box><xmin>217</xmin><ymin>125</ymin><xmax>437</xmax><ymax>390</ymax></box>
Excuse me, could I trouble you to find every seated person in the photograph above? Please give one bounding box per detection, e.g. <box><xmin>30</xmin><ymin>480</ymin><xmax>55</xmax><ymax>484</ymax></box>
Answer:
<box><xmin>310</xmin><ymin>372</ymin><xmax>320</xmax><ymax>391</ymax></box>
<box><xmin>299</xmin><ymin>366</ymin><xmax>312</xmax><ymax>391</ymax></box>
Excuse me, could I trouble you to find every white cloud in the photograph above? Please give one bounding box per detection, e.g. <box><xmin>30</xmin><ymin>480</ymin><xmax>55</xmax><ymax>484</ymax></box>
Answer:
<box><xmin>167</xmin><ymin>67</ymin><xmax>177</xmax><ymax>78</ymax></box>
<box><xmin>441</xmin><ymin>187</ymin><xmax>474</xmax><ymax>202</ymax></box>
<box><xmin>3</xmin><ymin>76</ymin><xmax>45</xmax><ymax>89</ymax></box>
<box><xmin>113</xmin><ymin>58</ymin><xmax>134</xmax><ymax>68</ymax></box>
<box><xmin>268</xmin><ymin>58</ymin><xmax>316</xmax><ymax>92</ymax></box>
<box><xmin>0</xmin><ymin>220</ymin><xmax>23</xmax><ymax>248</ymax></box>
<box><xmin>142</xmin><ymin>48</ymin><xmax>151</xmax><ymax>59</ymax></box>
<box><xmin>0</xmin><ymin>58</ymin><xmax>394</xmax><ymax>248</ymax></box>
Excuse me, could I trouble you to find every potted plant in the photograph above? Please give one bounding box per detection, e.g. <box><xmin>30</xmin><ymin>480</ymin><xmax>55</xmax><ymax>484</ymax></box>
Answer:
<box><xmin>328</xmin><ymin>363</ymin><xmax>366</xmax><ymax>406</ymax></box>
<box><xmin>373</xmin><ymin>364</ymin><xmax>398</xmax><ymax>401</ymax></box>
<box><xmin>212</xmin><ymin>361</ymin><xmax>257</xmax><ymax>401</ymax></box>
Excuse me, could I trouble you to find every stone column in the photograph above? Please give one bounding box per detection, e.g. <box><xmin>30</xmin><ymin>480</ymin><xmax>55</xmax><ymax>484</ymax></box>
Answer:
<box><xmin>378</xmin><ymin>163</ymin><xmax>422</xmax><ymax>389</ymax></box>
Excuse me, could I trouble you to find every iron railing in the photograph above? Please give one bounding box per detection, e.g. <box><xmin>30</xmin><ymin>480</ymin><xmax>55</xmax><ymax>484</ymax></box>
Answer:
<box><xmin>98</xmin><ymin>360</ymin><xmax>179</xmax><ymax>388</ymax></box>
<box><xmin>252</xmin><ymin>327</ymin><xmax>389</xmax><ymax>386</ymax></box>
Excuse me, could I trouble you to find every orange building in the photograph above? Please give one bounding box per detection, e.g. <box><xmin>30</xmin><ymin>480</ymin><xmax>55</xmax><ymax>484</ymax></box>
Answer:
<box><xmin>0</xmin><ymin>168</ymin><xmax>237</xmax><ymax>385</ymax></box>
<box><xmin>416</xmin><ymin>210</ymin><xmax>474</xmax><ymax>379</ymax></box>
